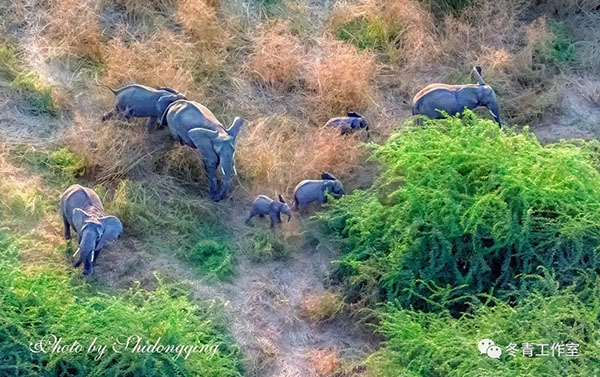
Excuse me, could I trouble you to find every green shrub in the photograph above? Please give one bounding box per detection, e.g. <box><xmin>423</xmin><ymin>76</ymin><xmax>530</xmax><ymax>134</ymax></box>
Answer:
<box><xmin>319</xmin><ymin>113</ymin><xmax>600</xmax><ymax>313</ymax></box>
<box><xmin>369</xmin><ymin>276</ymin><xmax>600</xmax><ymax>377</ymax></box>
<box><xmin>335</xmin><ymin>17</ymin><xmax>402</xmax><ymax>52</ymax></box>
<box><xmin>248</xmin><ymin>229</ymin><xmax>292</xmax><ymax>262</ymax></box>
<box><xmin>11</xmin><ymin>146</ymin><xmax>86</xmax><ymax>185</ymax></box>
<box><xmin>551</xmin><ymin>22</ymin><xmax>575</xmax><ymax>64</ymax></box>
<box><xmin>185</xmin><ymin>240</ymin><xmax>234</xmax><ymax>279</ymax></box>
<box><xmin>0</xmin><ymin>231</ymin><xmax>243</xmax><ymax>377</ymax></box>
<box><xmin>0</xmin><ymin>43</ymin><xmax>57</xmax><ymax>115</ymax></box>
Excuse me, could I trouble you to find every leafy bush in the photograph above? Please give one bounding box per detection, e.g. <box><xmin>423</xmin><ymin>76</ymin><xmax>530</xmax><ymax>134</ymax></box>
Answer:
<box><xmin>11</xmin><ymin>146</ymin><xmax>86</xmax><ymax>185</ymax></box>
<box><xmin>334</xmin><ymin>16</ymin><xmax>401</xmax><ymax>52</ymax></box>
<box><xmin>369</xmin><ymin>276</ymin><xmax>600</xmax><ymax>376</ymax></box>
<box><xmin>319</xmin><ymin>113</ymin><xmax>600</xmax><ymax>312</ymax></box>
<box><xmin>0</xmin><ymin>231</ymin><xmax>243</xmax><ymax>377</ymax></box>
<box><xmin>186</xmin><ymin>240</ymin><xmax>234</xmax><ymax>280</ymax></box>
<box><xmin>0</xmin><ymin>43</ymin><xmax>57</xmax><ymax>115</ymax></box>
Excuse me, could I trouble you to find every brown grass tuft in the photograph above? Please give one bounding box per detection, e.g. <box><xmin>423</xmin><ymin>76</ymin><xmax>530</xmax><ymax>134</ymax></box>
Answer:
<box><xmin>247</xmin><ymin>21</ymin><xmax>304</xmax><ymax>89</ymax></box>
<box><xmin>176</xmin><ymin>0</ymin><xmax>228</xmax><ymax>50</ymax></box>
<box><xmin>306</xmin><ymin>39</ymin><xmax>376</xmax><ymax>119</ymax></box>
<box><xmin>47</xmin><ymin>0</ymin><xmax>105</xmax><ymax>61</ymax></box>
<box><xmin>162</xmin><ymin>144</ymin><xmax>208</xmax><ymax>187</ymax></box>
<box><xmin>102</xmin><ymin>30</ymin><xmax>201</xmax><ymax>98</ymax></box>
<box><xmin>299</xmin><ymin>291</ymin><xmax>345</xmax><ymax>323</ymax></box>
<box><xmin>104</xmin><ymin>0</ymin><xmax>177</xmax><ymax>18</ymax></box>
<box><xmin>306</xmin><ymin>349</ymin><xmax>342</xmax><ymax>377</ymax></box>
<box><xmin>236</xmin><ymin>115</ymin><xmax>366</xmax><ymax>197</ymax></box>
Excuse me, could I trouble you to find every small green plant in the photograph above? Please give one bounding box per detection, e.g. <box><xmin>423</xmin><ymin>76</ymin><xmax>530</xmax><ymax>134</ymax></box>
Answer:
<box><xmin>185</xmin><ymin>239</ymin><xmax>234</xmax><ymax>279</ymax></box>
<box><xmin>0</xmin><ymin>43</ymin><xmax>57</xmax><ymax>115</ymax></box>
<box><xmin>551</xmin><ymin>22</ymin><xmax>575</xmax><ymax>64</ymax></box>
<box><xmin>11</xmin><ymin>146</ymin><xmax>86</xmax><ymax>185</ymax></box>
<box><xmin>248</xmin><ymin>229</ymin><xmax>292</xmax><ymax>262</ymax></box>
<box><xmin>335</xmin><ymin>16</ymin><xmax>402</xmax><ymax>53</ymax></box>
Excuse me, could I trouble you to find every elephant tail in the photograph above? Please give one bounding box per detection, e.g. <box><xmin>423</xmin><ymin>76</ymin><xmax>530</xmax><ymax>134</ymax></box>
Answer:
<box><xmin>93</xmin><ymin>74</ymin><xmax>120</xmax><ymax>95</ymax></box>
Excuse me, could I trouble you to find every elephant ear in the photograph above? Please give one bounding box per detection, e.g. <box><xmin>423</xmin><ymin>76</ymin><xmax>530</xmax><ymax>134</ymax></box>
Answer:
<box><xmin>226</xmin><ymin>117</ymin><xmax>244</xmax><ymax>142</ymax></box>
<box><xmin>73</xmin><ymin>208</ymin><xmax>91</xmax><ymax>231</ymax></box>
<box><xmin>97</xmin><ymin>216</ymin><xmax>123</xmax><ymax>251</ymax></box>
<box><xmin>322</xmin><ymin>180</ymin><xmax>334</xmax><ymax>192</ymax></box>
<box><xmin>321</xmin><ymin>172</ymin><xmax>337</xmax><ymax>181</ymax></box>
<box><xmin>278</xmin><ymin>194</ymin><xmax>285</xmax><ymax>203</ymax></box>
<box><xmin>347</xmin><ymin>111</ymin><xmax>362</xmax><ymax>118</ymax></box>
<box><xmin>188</xmin><ymin>127</ymin><xmax>220</xmax><ymax>153</ymax></box>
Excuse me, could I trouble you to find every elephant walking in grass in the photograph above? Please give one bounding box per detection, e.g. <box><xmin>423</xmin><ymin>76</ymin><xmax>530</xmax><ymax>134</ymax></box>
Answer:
<box><xmin>100</xmin><ymin>83</ymin><xmax>185</xmax><ymax>132</ymax></box>
<box><xmin>160</xmin><ymin>99</ymin><xmax>245</xmax><ymax>201</ymax></box>
<box><xmin>60</xmin><ymin>185</ymin><xmax>123</xmax><ymax>276</ymax></box>
<box><xmin>293</xmin><ymin>173</ymin><xmax>345</xmax><ymax>212</ymax></box>
<box><xmin>411</xmin><ymin>66</ymin><xmax>501</xmax><ymax>126</ymax></box>
<box><xmin>325</xmin><ymin>111</ymin><xmax>369</xmax><ymax>137</ymax></box>
<box><xmin>246</xmin><ymin>195</ymin><xmax>292</xmax><ymax>228</ymax></box>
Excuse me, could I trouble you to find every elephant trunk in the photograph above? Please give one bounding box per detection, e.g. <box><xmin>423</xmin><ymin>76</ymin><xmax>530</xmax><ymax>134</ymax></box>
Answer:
<box><xmin>287</xmin><ymin>213</ymin><xmax>291</xmax><ymax>222</ymax></box>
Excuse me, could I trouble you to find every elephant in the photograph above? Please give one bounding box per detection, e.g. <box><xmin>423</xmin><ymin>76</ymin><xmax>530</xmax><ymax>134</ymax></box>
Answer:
<box><xmin>160</xmin><ymin>99</ymin><xmax>245</xmax><ymax>201</ymax></box>
<box><xmin>325</xmin><ymin>111</ymin><xmax>369</xmax><ymax>137</ymax></box>
<box><xmin>60</xmin><ymin>184</ymin><xmax>123</xmax><ymax>276</ymax></box>
<box><xmin>245</xmin><ymin>194</ymin><xmax>292</xmax><ymax>228</ymax></box>
<box><xmin>411</xmin><ymin>66</ymin><xmax>501</xmax><ymax>126</ymax></box>
<box><xmin>293</xmin><ymin>174</ymin><xmax>345</xmax><ymax>211</ymax></box>
<box><xmin>100</xmin><ymin>83</ymin><xmax>186</xmax><ymax>131</ymax></box>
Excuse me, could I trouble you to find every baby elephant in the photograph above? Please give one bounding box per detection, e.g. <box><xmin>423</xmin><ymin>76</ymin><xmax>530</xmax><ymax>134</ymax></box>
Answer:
<box><xmin>325</xmin><ymin>111</ymin><xmax>369</xmax><ymax>137</ymax></box>
<box><xmin>60</xmin><ymin>184</ymin><xmax>123</xmax><ymax>275</ymax></box>
<box><xmin>246</xmin><ymin>195</ymin><xmax>292</xmax><ymax>228</ymax></box>
<box><xmin>101</xmin><ymin>83</ymin><xmax>185</xmax><ymax>131</ymax></box>
<box><xmin>293</xmin><ymin>173</ymin><xmax>345</xmax><ymax>211</ymax></box>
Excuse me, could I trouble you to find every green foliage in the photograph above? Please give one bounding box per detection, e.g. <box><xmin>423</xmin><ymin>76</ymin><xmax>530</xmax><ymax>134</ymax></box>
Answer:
<box><xmin>11</xmin><ymin>146</ymin><xmax>86</xmax><ymax>185</ymax></box>
<box><xmin>0</xmin><ymin>231</ymin><xmax>243</xmax><ymax>377</ymax></box>
<box><xmin>319</xmin><ymin>113</ymin><xmax>600</xmax><ymax>313</ymax></box>
<box><xmin>106</xmin><ymin>180</ymin><xmax>234</xmax><ymax>279</ymax></box>
<box><xmin>0</xmin><ymin>43</ymin><xmax>57</xmax><ymax>115</ymax></box>
<box><xmin>335</xmin><ymin>17</ymin><xmax>402</xmax><ymax>52</ymax></box>
<box><xmin>551</xmin><ymin>22</ymin><xmax>575</xmax><ymax>64</ymax></box>
<box><xmin>369</xmin><ymin>276</ymin><xmax>600</xmax><ymax>377</ymax></box>
<box><xmin>248</xmin><ymin>229</ymin><xmax>292</xmax><ymax>262</ymax></box>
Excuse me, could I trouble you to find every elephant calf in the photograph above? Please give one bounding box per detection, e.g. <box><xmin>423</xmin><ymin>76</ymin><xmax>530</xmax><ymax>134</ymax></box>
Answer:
<box><xmin>411</xmin><ymin>66</ymin><xmax>501</xmax><ymax>126</ymax></box>
<box><xmin>246</xmin><ymin>195</ymin><xmax>292</xmax><ymax>228</ymax></box>
<box><xmin>293</xmin><ymin>173</ymin><xmax>345</xmax><ymax>211</ymax></box>
<box><xmin>60</xmin><ymin>184</ymin><xmax>123</xmax><ymax>275</ymax></box>
<box><xmin>101</xmin><ymin>83</ymin><xmax>185</xmax><ymax>132</ymax></box>
<box><xmin>325</xmin><ymin>111</ymin><xmax>369</xmax><ymax>137</ymax></box>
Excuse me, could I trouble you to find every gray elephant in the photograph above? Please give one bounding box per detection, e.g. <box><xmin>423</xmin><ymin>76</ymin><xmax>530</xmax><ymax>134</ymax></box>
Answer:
<box><xmin>100</xmin><ymin>83</ymin><xmax>186</xmax><ymax>131</ymax></box>
<box><xmin>60</xmin><ymin>184</ymin><xmax>123</xmax><ymax>276</ymax></box>
<box><xmin>411</xmin><ymin>66</ymin><xmax>501</xmax><ymax>126</ymax></box>
<box><xmin>246</xmin><ymin>194</ymin><xmax>292</xmax><ymax>228</ymax></box>
<box><xmin>325</xmin><ymin>111</ymin><xmax>369</xmax><ymax>137</ymax></box>
<box><xmin>293</xmin><ymin>173</ymin><xmax>345</xmax><ymax>211</ymax></box>
<box><xmin>160</xmin><ymin>99</ymin><xmax>244</xmax><ymax>201</ymax></box>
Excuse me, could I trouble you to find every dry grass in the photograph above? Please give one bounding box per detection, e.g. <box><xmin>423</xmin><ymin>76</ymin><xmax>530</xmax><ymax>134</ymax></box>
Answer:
<box><xmin>47</xmin><ymin>0</ymin><xmax>105</xmax><ymax>61</ymax></box>
<box><xmin>306</xmin><ymin>349</ymin><xmax>342</xmax><ymax>377</ymax></box>
<box><xmin>299</xmin><ymin>291</ymin><xmax>345</xmax><ymax>323</ymax></box>
<box><xmin>236</xmin><ymin>115</ymin><xmax>366</xmax><ymax>197</ymax></box>
<box><xmin>247</xmin><ymin>21</ymin><xmax>304</xmax><ymax>89</ymax></box>
<box><xmin>306</xmin><ymin>39</ymin><xmax>376</xmax><ymax>120</ymax></box>
<box><xmin>176</xmin><ymin>0</ymin><xmax>228</xmax><ymax>50</ymax></box>
<box><xmin>103</xmin><ymin>0</ymin><xmax>177</xmax><ymax>18</ymax></box>
<box><xmin>102</xmin><ymin>30</ymin><xmax>201</xmax><ymax>98</ymax></box>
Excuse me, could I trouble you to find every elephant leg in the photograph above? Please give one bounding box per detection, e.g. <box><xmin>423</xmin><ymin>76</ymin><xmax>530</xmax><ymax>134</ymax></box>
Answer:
<box><xmin>277</xmin><ymin>213</ymin><xmax>282</xmax><ymax>223</ymax></box>
<box><xmin>218</xmin><ymin>174</ymin><xmax>231</xmax><ymax>201</ymax></box>
<box><xmin>269</xmin><ymin>213</ymin><xmax>276</xmax><ymax>228</ymax></box>
<box><xmin>145</xmin><ymin>116</ymin><xmax>157</xmax><ymax>132</ymax></box>
<box><xmin>92</xmin><ymin>248</ymin><xmax>102</xmax><ymax>266</ymax></box>
<box><xmin>63</xmin><ymin>216</ymin><xmax>71</xmax><ymax>240</ymax></box>
<box><xmin>245</xmin><ymin>212</ymin><xmax>255</xmax><ymax>225</ymax></box>
<box><xmin>204</xmin><ymin>159</ymin><xmax>219</xmax><ymax>201</ymax></box>
<box><xmin>121</xmin><ymin>107</ymin><xmax>133</xmax><ymax>121</ymax></box>
<box><xmin>102</xmin><ymin>108</ymin><xmax>117</xmax><ymax>122</ymax></box>
<box><xmin>82</xmin><ymin>256</ymin><xmax>93</xmax><ymax>275</ymax></box>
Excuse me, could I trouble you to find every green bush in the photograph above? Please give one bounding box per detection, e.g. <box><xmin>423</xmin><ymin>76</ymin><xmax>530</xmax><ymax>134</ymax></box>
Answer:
<box><xmin>11</xmin><ymin>146</ymin><xmax>86</xmax><ymax>185</ymax></box>
<box><xmin>248</xmin><ymin>229</ymin><xmax>292</xmax><ymax>262</ymax></box>
<box><xmin>186</xmin><ymin>240</ymin><xmax>234</xmax><ymax>279</ymax></box>
<box><xmin>0</xmin><ymin>43</ymin><xmax>57</xmax><ymax>115</ymax></box>
<box><xmin>335</xmin><ymin>17</ymin><xmax>402</xmax><ymax>52</ymax></box>
<box><xmin>369</xmin><ymin>276</ymin><xmax>600</xmax><ymax>377</ymax></box>
<box><xmin>0</xmin><ymin>231</ymin><xmax>243</xmax><ymax>377</ymax></box>
<box><xmin>319</xmin><ymin>113</ymin><xmax>600</xmax><ymax>312</ymax></box>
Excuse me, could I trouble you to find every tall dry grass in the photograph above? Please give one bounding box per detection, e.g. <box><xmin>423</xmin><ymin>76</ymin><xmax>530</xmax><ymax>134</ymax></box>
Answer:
<box><xmin>176</xmin><ymin>0</ymin><xmax>228</xmax><ymax>50</ymax></box>
<box><xmin>306</xmin><ymin>39</ymin><xmax>376</xmax><ymax>120</ymax></box>
<box><xmin>47</xmin><ymin>0</ymin><xmax>105</xmax><ymax>61</ymax></box>
<box><xmin>247</xmin><ymin>21</ymin><xmax>304</xmax><ymax>89</ymax></box>
<box><xmin>236</xmin><ymin>115</ymin><xmax>366</xmax><ymax>197</ymax></box>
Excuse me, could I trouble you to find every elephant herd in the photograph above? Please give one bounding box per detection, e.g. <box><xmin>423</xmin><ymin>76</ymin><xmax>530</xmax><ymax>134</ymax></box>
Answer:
<box><xmin>62</xmin><ymin>66</ymin><xmax>500</xmax><ymax>275</ymax></box>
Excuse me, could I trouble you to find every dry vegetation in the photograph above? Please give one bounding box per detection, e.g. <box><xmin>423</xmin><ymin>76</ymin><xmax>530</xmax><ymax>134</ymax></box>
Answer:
<box><xmin>299</xmin><ymin>291</ymin><xmax>345</xmax><ymax>323</ymax></box>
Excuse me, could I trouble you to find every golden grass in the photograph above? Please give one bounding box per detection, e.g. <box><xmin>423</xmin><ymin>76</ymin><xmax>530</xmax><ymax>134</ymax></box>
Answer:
<box><xmin>247</xmin><ymin>21</ymin><xmax>303</xmax><ymax>89</ymax></box>
<box><xmin>47</xmin><ymin>0</ymin><xmax>104</xmax><ymax>61</ymax></box>
<box><xmin>176</xmin><ymin>0</ymin><xmax>228</xmax><ymax>50</ymax></box>
<box><xmin>306</xmin><ymin>349</ymin><xmax>341</xmax><ymax>377</ymax></box>
<box><xmin>102</xmin><ymin>30</ymin><xmax>201</xmax><ymax>98</ymax></box>
<box><xmin>103</xmin><ymin>0</ymin><xmax>177</xmax><ymax>17</ymax></box>
<box><xmin>299</xmin><ymin>291</ymin><xmax>345</xmax><ymax>323</ymax></box>
<box><xmin>236</xmin><ymin>115</ymin><xmax>366</xmax><ymax>197</ymax></box>
<box><xmin>306</xmin><ymin>38</ymin><xmax>376</xmax><ymax>119</ymax></box>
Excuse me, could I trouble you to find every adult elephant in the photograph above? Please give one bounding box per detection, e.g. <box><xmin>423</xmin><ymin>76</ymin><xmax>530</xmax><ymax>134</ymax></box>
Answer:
<box><xmin>60</xmin><ymin>184</ymin><xmax>123</xmax><ymax>275</ymax></box>
<box><xmin>161</xmin><ymin>100</ymin><xmax>245</xmax><ymax>201</ymax></box>
<box><xmin>411</xmin><ymin>66</ymin><xmax>501</xmax><ymax>127</ymax></box>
